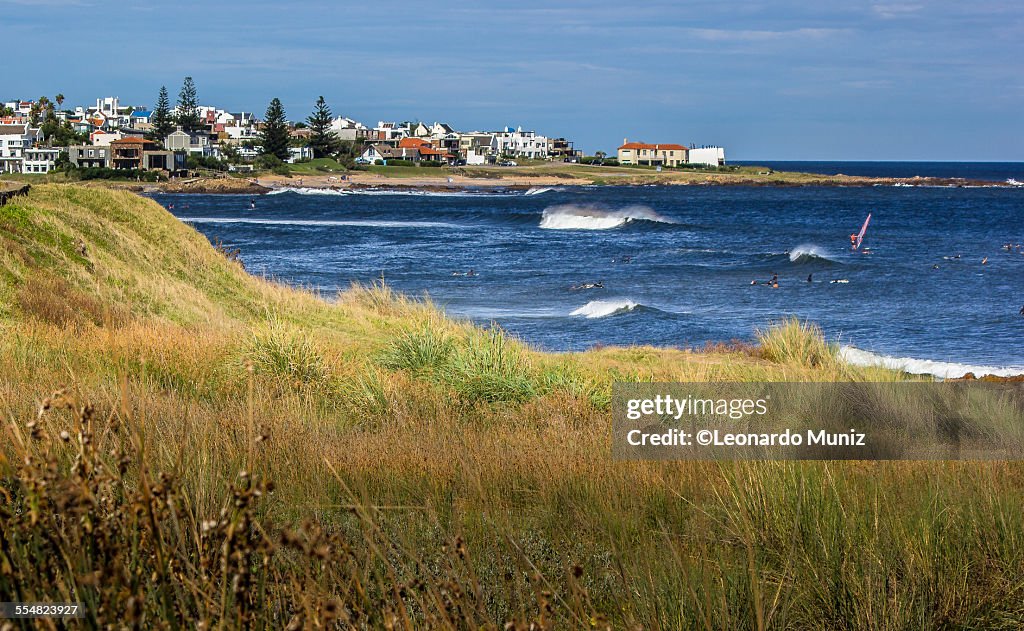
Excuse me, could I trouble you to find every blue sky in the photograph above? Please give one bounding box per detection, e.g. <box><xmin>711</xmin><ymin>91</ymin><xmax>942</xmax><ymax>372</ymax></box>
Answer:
<box><xmin>3</xmin><ymin>0</ymin><xmax>1021</xmax><ymax>159</ymax></box>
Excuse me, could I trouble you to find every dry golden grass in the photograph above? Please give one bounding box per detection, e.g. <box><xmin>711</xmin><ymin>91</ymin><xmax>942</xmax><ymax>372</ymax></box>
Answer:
<box><xmin>2</xmin><ymin>185</ymin><xmax>1023</xmax><ymax>628</ymax></box>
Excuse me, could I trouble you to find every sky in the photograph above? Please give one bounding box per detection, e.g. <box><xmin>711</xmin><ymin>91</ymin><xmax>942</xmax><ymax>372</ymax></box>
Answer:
<box><xmin>2</xmin><ymin>0</ymin><xmax>1022</xmax><ymax>160</ymax></box>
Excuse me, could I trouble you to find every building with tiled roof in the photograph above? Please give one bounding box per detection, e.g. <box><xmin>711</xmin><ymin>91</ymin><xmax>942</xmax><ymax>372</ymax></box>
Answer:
<box><xmin>617</xmin><ymin>139</ymin><xmax>688</xmax><ymax>167</ymax></box>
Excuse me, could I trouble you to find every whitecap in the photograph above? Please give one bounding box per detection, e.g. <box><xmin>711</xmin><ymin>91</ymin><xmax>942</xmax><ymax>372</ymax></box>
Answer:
<box><xmin>839</xmin><ymin>346</ymin><xmax>1024</xmax><ymax>379</ymax></box>
<box><xmin>540</xmin><ymin>204</ymin><xmax>675</xmax><ymax>230</ymax></box>
<box><xmin>570</xmin><ymin>299</ymin><xmax>639</xmax><ymax>319</ymax></box>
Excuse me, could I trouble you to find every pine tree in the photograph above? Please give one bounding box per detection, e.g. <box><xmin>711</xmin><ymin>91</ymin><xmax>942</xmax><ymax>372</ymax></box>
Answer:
<box><xmin>175</xmin><ymin>76</ymin><xmax>202</xmax><ymax>133</ymax></box>
<box><xmin>150</xmin><ymin>86</ymin><xmax>175</xmax><ymax>141</ymax></box>
<box><xmin>261</xmin><ymin>98</ymin><xmax>290</xmax><ymax>161</ymax></box>
<box><xmin>307</xmin><ymin>96</ymin><xmax>339</xmax><ymax>159</ymax></box>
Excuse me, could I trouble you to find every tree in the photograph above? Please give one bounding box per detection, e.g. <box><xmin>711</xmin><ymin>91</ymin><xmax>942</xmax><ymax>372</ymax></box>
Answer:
<box><xmin>175</xmin><ymin>76</ymin><xmax>202</xmax><ymax>133</ymax></box>
<box><xmin>306</xmin><ymin>96</ymin><xmax>339</xmax><ymax>159</ymax></box>
<box><xmin>150</xmin><ymin>86</ymin><xmax>175</xmax><ymax>141</ymax></box>
<box><xmin>55</xmin><ymin>93</ymin><xmax>64</xmax><ymax>107</ymax></box>
<box><xmin>260</xmin><ymin>98</ymin><xmax>290</xmax><ymax>162</ymax></box>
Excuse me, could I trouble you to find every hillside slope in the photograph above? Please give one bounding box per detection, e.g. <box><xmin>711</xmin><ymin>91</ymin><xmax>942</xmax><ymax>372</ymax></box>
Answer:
<box><xmin>2</xmin><ymin>185</ymin><xmax>1023</xmax><ymax>629</ymax></box>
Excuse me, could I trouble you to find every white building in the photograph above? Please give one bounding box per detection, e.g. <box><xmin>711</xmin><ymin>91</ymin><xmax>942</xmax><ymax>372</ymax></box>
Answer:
<box><xmin>3</xmin><ymin>101</ymin><xmax>34</xmax><ymax>117</ymax></box>
<box><xmin>90</xmin><ymin>129</ymin><xmax>123</xmax><ymax>146</ymax></box>
<box><xmin>494</xmin><ymin>126</ymin><xmax>548</xmax><ymax>160</ymax></box>
<box><xmin>329</xmin><ymin>116</ymin><xmax>368</xmax><ymax>141</ymax></box>
<box><xmin>23</xmin><ymin>148</ymin><xmax>59</xmax><ymax>174</ymax></box>
<box><xmin>165</xmin><ymin>129</ymin><xmax>215</xmax><ymax>156</ymax></box>
<box><xmin>90</xmin><ymin>97</ymin><xmax>133</xmax><ymax>129</ymax></box>
<box><xmin>0</xmin><ymin>122</ymin><xmax>44</xmax><ymax>173</ymax></box>
<box><xmin>687</xmin><ymin>146</ymin><xmax>726</xmax><ymax>167</ymax></box>
<box><xmin>459</xmin><ymin>133</ymin><xmax>497</xmax><ymax>165</ymax></box>
<box><xmin>287</xmin><ymin>146</ymin><xmax>313</xmax><ymax>163</ymax></box>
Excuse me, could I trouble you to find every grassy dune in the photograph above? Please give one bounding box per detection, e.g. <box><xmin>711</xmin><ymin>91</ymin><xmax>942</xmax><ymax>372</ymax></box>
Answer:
<box><xmin>2</xmin><ymin>185</ymin><xmax>1023</xmax><ymax>629</ymax></box>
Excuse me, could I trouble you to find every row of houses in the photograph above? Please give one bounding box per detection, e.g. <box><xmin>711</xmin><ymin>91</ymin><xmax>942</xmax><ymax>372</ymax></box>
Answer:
<box><xmin>3</xmin><ymin>94</ymin><xmax>727</xmax><ymax>174</ymax></box>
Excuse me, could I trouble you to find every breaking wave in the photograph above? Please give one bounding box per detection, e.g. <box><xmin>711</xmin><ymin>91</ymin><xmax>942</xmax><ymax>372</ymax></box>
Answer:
<box><xmin>524</xmin><ymin>186</ymin><xmax>555</xmax><ymax>196</ymax></box>
<box><xmin>347</xmin><ymin>189</ymin><xmax>510</xmax><ymax>197</ymax></box>
<box><xmin>788</xmin><ymin>244</ymin><xmax>839</xmax><ymax>264</ymax></box>
<box><xmin>570</xmin><ymin>299</ymin><xmax>640</xmax><ymax>319</ymax></box>
<box><xmin>839</xmin><ymin>346</ymin><xmax>1024</xmax><ymax>379</ymax></box>
<box><xmin>540</xmin><ymin>204</ymin><xmax>675</xmax><ymax>230</ymax></box>
<box><xmin>266</xmin><ymin>187</ymin><xmax>347</xmax><ymax>196</ymax></box>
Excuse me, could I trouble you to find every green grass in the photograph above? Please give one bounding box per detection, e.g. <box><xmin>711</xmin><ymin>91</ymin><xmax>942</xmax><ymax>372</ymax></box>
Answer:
<box><xmin>2</xmin><ymin>184</ymin><xmax>1023</xmax><ymax>628</ymax></box>
<box><xmin>285</xmin><ymin>157</ymin><xmax>348</xmax><ymax>175</ymax></box>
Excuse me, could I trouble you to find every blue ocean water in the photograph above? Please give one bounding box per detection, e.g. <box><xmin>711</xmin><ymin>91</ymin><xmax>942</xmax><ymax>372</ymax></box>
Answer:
<box><xmin>732</xmin><ymin>161</ymin><xmax>1024</xmax><ymax>182</ymax></box>
<box><xmin>156</xmin><ymin>176</ymin><xmax>1024</xmax><ymax>377</ymax></box>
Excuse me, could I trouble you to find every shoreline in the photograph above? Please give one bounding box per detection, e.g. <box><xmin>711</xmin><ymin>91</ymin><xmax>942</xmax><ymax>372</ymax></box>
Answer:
<box><xmin>84</xmin><ymin>167</ymin><xmax>1019</xmax><ymax>195</ymax></box>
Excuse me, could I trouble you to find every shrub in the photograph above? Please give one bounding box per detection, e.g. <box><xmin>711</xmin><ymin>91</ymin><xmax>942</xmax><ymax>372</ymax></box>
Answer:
<box><xmin>419</xmin><ymin>160</ymin><xmax>443</xmax><ymax>167</ymax></box>
<box><xmin>756</xmin><ymin>318</ymin><xmax>838</xmax><ymax>368</ymax></box>
<box><xmin>442</xmin><ymin>328</ymin><xmax>536</xmax><ymax>403</ymax></box>
<box><xmin>247</xmin><ymin>322</ymin><xmax>329</xmax><ymax>388</ymax></box>
<box><xmin>254</xmin><ymin>154</ymin><xmax>283</xmax><ymax>170</ymax></box>
<box><xmin>378</xmin><ymin>324</ymin><xmax>454</xmax><ymax>373</ymax></box>
<box><xmin>385</xmin><ymin>159</ymin><xmax>414</xmax><ymax>167</ymax></box>
<box><xmin>70</xmin><ymin>167</ymin><xmax>162</xmax><ymax>182</ymax></box>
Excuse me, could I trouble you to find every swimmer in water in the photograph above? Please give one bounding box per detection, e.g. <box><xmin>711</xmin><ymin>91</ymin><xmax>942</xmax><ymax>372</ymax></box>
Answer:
<box><xmin>807</xmin><ymin>273</ymin><xmax>813</xmax><ymax>283</ymax></box>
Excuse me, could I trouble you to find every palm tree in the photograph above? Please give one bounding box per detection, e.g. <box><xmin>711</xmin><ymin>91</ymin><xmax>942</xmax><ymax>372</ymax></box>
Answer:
<box><xmin>55</xmin><ymin>93</ymin><xmax>65</xmax><ymax>107</ymax></box>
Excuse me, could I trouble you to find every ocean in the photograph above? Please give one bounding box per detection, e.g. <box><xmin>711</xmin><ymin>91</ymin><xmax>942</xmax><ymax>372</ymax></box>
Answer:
<box><xmin>156</xmin><ymin>164</ymin><xmax>1024</xmax><ymax>379</ymax></box>
<box><xmin>732</xmin><ymin>161</ymin><xmax>1024</xmax><ymax>183</ymax></box>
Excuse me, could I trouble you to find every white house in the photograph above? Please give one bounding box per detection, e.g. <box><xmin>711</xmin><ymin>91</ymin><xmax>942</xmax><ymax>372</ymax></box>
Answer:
<box><xmin>687</xmin><ymin>146</ymin><xmax>726</xmax><ymax>167</ymax></box>
<box><xmin>23</xmin><ymin>147</ymin><xmax>59</xmax><ymax>174</ymax></box>
<box><xmin>165</xmin><ymin>128</ymin><xmax>214</xmax><ymax>156</ymax></box>
<box><xmin>329</xmin><ymin>116</ymin><xmax>368</xmax><ymax>141</ymax></box>
<box><xmin>459</xmin><ymin>133</ymin><xmax>497</xmax><ymax>165</ymax></box>
<box><xmin>287</xmin><ymin>146</ymin><xmax>313</xmax><ymax>164</ymax></box>
<box><xmin>89</xmin><ymin>97</ymin><xmax>133</xmax><ymax>129</ymax></box>
<box><xmin>494</xmin><ymin>126</ymin><xmax>549</xmax><ymax>160</ymax></box>
<box><xmin>90</xmin><ymin>129</ymin><xmax>123</xmax><ymax>146</ymax></box>
<box><xmin>129</xmin><ymin>110</ymin><xmax>152</xmax><ymax>128</ymax></box>
<box><xmin>0</xmin><ymin>123</ymin><xmax>43</xmax><ymax>173</ymax></box>
<box><xmin>3</xmin><ymin>101</ymin><xmax>34</xmax><ymax>118</ymax></box>
<box><xmin>371</xmin><ymin>121</ymin><xmax>410</xmax><ymax>143</ymax></box>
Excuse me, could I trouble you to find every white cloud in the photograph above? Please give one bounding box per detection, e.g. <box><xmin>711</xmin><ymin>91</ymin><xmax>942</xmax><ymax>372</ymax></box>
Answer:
<box><xmin>871</xmin><ymin>3</ymin><xmax>924</xmax><ymax>19</ymax></box>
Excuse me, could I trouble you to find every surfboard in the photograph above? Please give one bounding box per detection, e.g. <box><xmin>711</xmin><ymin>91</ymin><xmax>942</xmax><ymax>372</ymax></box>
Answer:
<box><xmin>854</xmin><ymin>213</ymin><xmax>871</xmax><ymax>250</ymax></box>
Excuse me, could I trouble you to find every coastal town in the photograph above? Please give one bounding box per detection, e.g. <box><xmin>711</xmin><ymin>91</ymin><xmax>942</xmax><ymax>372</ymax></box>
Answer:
<box><xmin>0</xmin><ymin>81</ymin><xmax>726</xmax><ymax>178</ymax></box>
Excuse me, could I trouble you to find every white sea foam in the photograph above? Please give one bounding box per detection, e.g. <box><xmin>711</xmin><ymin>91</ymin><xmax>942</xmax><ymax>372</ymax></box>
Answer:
<box><xmin>788</xmin><ymin>244</ymin><xmax>836</xmax><ymax>263</ymax></box>
<box><xmin>524</xmin><ymin>186</ymin><xmax>554</xmax><ymax>196</ymax></box>
<box><xmin>540</xmin><ymin>204</ymin><xmax>674</xmax><ymax>230</ymax></box>
<box><xmin>1007</xmin><ymin>178</ymin><xmax>1023</xmax><ymax>186</ymax></box>
<box><xmin>839</xmin><ymin>346</ymin><xmax>1024</xmax><ymax>379</ymax></box>
<box><xmin>266</xmin><ymin>187</ymin><xmax>348</xmax><ymax>196</ymax></box>
<box><xmin>347</xmin><ymin>189</ymin><xmax>506</xmax><ymax>197</ymax></box>
<box><xmin>179</xmin><ymin>217</ymin><xmax>457</xmax><ymax>228</ymax></box>
<box><xmin>570</xmin><ymin>299</ymin><xmax>639</xmax><ymax>319</ymax></box>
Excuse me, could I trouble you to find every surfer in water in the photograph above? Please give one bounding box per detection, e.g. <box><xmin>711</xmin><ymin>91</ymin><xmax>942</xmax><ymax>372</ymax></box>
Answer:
<box><xmin>250</xmin><ymin>198</ymin><xmax>256</xmax><ymax>210</ymax></box>
<box><xmin>850</xmin><ymin>233</ymin><xmax>858</xmax><ymax>248</ymax></box>
<box><xmin>572</xmin><ymin>282</ymin><xmax>604</xmax><ymax>290</ymax></box>
<box><xmin>807</xmin><ymin>273</ymin><xmax>813</xmax><ymax>283</ymax></box>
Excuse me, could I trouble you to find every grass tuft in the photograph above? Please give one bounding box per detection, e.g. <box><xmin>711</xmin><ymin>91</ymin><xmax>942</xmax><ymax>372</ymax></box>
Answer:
<box><xmin>757</xmin><ymin>317</ymin><xmax>839</xmax><ymax>368</ymax></box>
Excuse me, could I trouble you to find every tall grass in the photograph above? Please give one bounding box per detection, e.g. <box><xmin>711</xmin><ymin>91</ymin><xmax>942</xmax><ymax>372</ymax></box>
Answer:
<box><xmin>756</xmin><ymin>317</ymin><xmax>840</xmax><ymax>369</ymax></box>
<box><xmin>2</xmin><ymin>185</ymin><xmax>1024</xmax><ymax>627</ymax></box>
